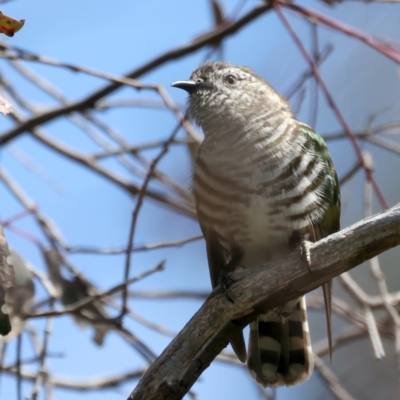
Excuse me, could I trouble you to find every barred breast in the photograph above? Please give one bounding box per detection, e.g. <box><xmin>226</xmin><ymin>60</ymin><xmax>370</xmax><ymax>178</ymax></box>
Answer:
<box><xmin>193</xmin><ymin>115</ymin><xmax>327</xmax><ymax>267</ymax></box>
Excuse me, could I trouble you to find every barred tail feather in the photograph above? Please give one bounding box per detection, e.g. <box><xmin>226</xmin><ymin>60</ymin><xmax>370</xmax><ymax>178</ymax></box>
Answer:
<box><xmin>247</xmin><ymin>296</ymin><xmax>313</xmax><ymax>387</ymax></box>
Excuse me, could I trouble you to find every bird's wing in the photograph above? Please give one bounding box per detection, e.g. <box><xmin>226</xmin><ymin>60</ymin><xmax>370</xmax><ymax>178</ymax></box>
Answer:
<box><xmin>200</xmin><ymin>224</ymin><xmax>226</xmax><ymax>289</ymax></box>
<box><xmin>198</xmin><ymin>221</ymin><xmax>247</xmax><ymax>362</ymax></box>
<box><xmin>299</xmin><ymin>122</ymin><xmax>341</xmax><ymax>363</ymax></box>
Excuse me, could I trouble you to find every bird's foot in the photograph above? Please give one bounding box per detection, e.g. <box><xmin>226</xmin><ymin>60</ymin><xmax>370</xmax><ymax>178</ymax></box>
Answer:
<box><xmin>218</xmin><ymin>267</ymin><xmax>236</xmax><ymax>303</ymax></box>
<box><xmin>300</xmin><ymin>239</ymin><xmax>312</xmax><ymax>273</ymax></box>
<box><xmin>218</xmin><ymin>246</ymin><xmax>244</xmax><ymax>303</ymax></box>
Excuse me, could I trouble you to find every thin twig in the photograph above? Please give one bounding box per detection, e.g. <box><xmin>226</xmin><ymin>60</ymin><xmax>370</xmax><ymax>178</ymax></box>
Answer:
<box><xmin>285</xmin><ymin>44</ymin><xmax>333</xmax><ymax>100</ymax></box>
<box><xmin>16</xmin><ymin>334</ymin><xmax>22</xmax><ymax>400</ymax></box>
<box><xmin>2</xmin><ymin>367</ymin><xmax>146</xmax><ymax>391</ymax></box>
<box><xmin>339</xmin><ymin>161</ymin><xmax>362</xmax><ymax>186</ymax></box>
<box><xmin>282</xmin><ymin>2</ymin><xmax>400</xmax><ymax>64</ymax></box>
<box><xmin>0</xmin><ymin>206</ymin><xmax>37</xmax><ymax>227</ymax></box>
<box><xmin>0</xmin><ymin>3</ymin><xmax>273</xmax><ymax>145</ymax></box>
<box><xmin>7</xmin><ymin>145</ymin><xmax>65</xmax><ymax>195</ymax></box>
<box><xmin>120</xmin><ymin>121</ymin><xmax>183</xmax><ymax>319</ymax></box>
<box><xmin>7</xmin><ymin>61</ymin><xmax>194</xmax><ymax>203</ymax></box>
<box><xmin>66</xmin><ymin>234</ymin><xmax>203</xmax><ymax>255</ymax></box>
<box><xmin>27</xmin><ymin>265</ymin><xmax>59</xmax><ymax>299</ymax></box>
<box><xmin>128</xmin><ymin>290</ymin><xmax>209</xmax><ymax>300</ymax></box>
<box><xmin>0</xmin><ymin>167</ymin><xmax>68</xmax><ymax>247</ymax></box>
<box><xmin>92</xmin><ymin>138</ymin><xmax>191</xmax><ymax>160</ymax></box>
<box><xmin>309</xmin><ymin>20</ymin><xmax>320</xmax><ymax>128</ymax></box>
<box><xmin>1</xmin><ymin>70</ymin><xmax>196</xmax><ymax>217</ymax></box>
<box><xmin>364</xmin><ymin>154</ymin><xmax>400</xmax><ymax>395</ymax></box>
<box><xmin>274</xmin><ymin>1</ymin><xmax>389</xmax><ymax>209</ymax></box>
<box><xmin>323</xmin><ymin>121</ymin><xmax>400</xmax><ymax>141</ymax></box>
<box><xmin>27</xmin><ymin>262</ymin><xmax>164</xmax><ymax>319</ymax></box>
<box><xmin>96</xmin><ymin>98</ymin><xmax>185</xmax><ymax>111</ymax></box>
<box><xmin>28</xmin><ymin>314</ymin><xmax>53</xmax><ymax>400</ymax></box>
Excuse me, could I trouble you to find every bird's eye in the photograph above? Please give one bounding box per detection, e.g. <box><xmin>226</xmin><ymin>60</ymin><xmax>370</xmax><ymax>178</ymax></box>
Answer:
<box><xmin>225</xmin><ymin>75</ymin><xmax>238</xmax><ymax>86</ymax></box>
<box><xmin>196</xmin><ymin>78</ymin><xmax>203</xmax><ymax>85</ymax></box>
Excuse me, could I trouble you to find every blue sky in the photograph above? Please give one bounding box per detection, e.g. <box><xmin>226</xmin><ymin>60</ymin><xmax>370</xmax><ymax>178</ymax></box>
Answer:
<box><xmin>0</xmin><ymin>1</ymin><xmax>400</xmax><ymax>400</ymax></box>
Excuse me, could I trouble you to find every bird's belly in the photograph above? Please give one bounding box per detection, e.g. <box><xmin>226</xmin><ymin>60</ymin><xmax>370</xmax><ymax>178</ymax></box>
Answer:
<box><xmin>194</xmin><ymin>154</ymin><xmax>314</xmax><ymax>269</ymax></box>
<box><xmin>217</xmin><ymin>194</ymin><xmax>292</xmax><ymax>268</ymax></box>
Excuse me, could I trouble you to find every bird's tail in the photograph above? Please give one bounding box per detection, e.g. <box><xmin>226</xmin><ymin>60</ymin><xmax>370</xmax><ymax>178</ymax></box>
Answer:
<box><xmin>247</xmin><ymin>296</ymin><xmax>313</xmax><ymax>387</ymax></box>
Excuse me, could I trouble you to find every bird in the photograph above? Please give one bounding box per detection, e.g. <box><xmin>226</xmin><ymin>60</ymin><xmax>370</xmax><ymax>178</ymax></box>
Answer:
<box><xmin>172</xmin><ymin>61</ymin><xmax>340</xmax><ymax>387</ymax></box>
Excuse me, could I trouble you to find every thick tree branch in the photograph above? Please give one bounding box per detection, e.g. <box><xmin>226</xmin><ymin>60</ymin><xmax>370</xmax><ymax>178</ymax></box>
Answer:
<box><xmin>129</xmin><ymin>203</ymin><xmax>400</xmax><ymax>400</ymax></box>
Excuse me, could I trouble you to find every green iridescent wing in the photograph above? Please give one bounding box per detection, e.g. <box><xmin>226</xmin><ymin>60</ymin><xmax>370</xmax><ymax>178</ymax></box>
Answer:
<box><xmin>299</xmin><ymin>122</ymin><xmax>341</xmax><ymax>362</ymax></box>
<box><xmin>298</xmin><ymin>122</ymin><xmax>341</xmax><ymax>233</ymax></box>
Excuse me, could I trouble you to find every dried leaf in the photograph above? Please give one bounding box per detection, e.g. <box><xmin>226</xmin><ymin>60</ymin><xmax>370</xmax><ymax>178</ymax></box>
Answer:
<box><xmin>0</xmin><ymin>93</ymin><xmax>12</xmax><ymax>115</ymax></box>
<box><xmin>0</xmin><ymin>11</ymin><xmax>24</xmax><ymax>37</ymax></box>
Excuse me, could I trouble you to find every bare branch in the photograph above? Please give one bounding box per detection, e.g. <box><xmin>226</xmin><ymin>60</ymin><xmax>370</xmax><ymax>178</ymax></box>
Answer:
<box><xmin>92</xmin><ymin>138</ymin><xmax>191</xmax><ymax>160</ymax></box>
<box><xmin>27</xmin><ymin>314</ymin><xmax>53</xmax><ymax>400</ymax></box>
<box><xmin>66</xmin><ymin>234</ymin><xmax>203</xmax><ymax>255</ymax></box>
<box><xmin>274</xmin><ymin>1</ymin><xmax>388</xmax><ymax>209</ymax></box>
<box><xmin>1</xmin><ymin>367</ymin><xmax>145</xmax><ymax>391</ymax></box>
<box><xmin>33</xmin><ymin>129</ymin><xmax>195</xmax><ymax>218</ymax></box>
<box><xmin>128</xmin><ymin>290</ymin><xmax>208</xmax><ymax>300</ymax></box>
<box><xmin>0</xmin><ymin>3</ymin><xmax>273</xmax><ymax>145</ymax></box>
<box><xmin>120</xmin><ymin>121</ymin><xmax>183</xmax><ymax>319</ymax></box>
<box><xmin>27</xmin><ymin>262</ymin><xmax>164</xmax><ymax>319</ymax></box>
<box><xmin>283</xmin><ymin>2</ymin><xmax>400</xmax><ymax>64</ymax></box>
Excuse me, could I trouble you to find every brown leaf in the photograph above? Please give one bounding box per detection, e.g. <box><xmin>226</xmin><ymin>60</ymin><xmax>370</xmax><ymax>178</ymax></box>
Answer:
<box><xmin>0</xmin><ymin>11</ymin><xmax>24</xmax><ymax>37</ymax></box>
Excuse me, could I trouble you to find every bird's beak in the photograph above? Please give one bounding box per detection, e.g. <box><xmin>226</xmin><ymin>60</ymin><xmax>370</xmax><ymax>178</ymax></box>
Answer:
<box><xmin>171</xmin><ymin>80</ymin><xmax>197</xmax><ymax>94</ymax></box>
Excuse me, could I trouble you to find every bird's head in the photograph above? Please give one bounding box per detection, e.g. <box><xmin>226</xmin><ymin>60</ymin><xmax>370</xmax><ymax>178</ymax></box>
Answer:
<box><xmin>172</xmin><ymin>61</ymin><xmax>289</xmax><ymax>131</ymax></box>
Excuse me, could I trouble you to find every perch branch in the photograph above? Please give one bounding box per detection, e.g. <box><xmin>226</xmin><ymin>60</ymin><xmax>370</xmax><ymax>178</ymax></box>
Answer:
<box><xmin>129</xmin><ymin>203</ymin><xmax>400</xmax><ymax>400</ymax></box>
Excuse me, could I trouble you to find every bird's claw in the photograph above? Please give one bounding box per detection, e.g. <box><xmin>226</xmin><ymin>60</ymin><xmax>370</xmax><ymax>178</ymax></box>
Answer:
<box><xmin>300</xmin><ymin>240</ymin><xmax>312</xmax><ymax>273</ymax></box>
<box><xmin>219</xmin><ymin>268</ymin><xmax>235</xmax><ymax>303</ymax></box>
